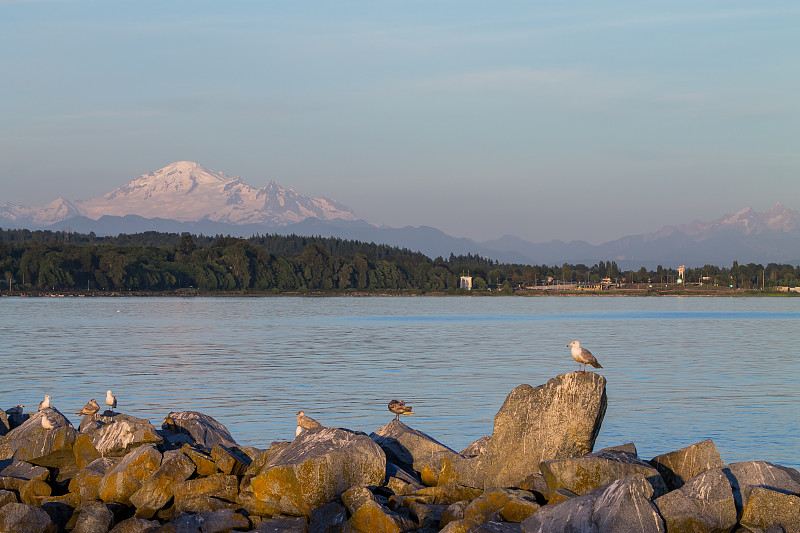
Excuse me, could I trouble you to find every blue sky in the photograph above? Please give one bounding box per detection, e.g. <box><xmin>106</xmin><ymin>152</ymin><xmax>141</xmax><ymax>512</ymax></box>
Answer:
<box><xmin>2</xmin><ymin>1</ymin><xmax>798</xmax><ymax>244</ymax></box>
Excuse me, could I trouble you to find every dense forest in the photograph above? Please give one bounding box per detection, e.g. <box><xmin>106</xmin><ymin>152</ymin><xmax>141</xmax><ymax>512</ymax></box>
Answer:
<box><xmin>1</xmin><ymin>228</ymin><xmax>798</xmax><ymax>293</ymax></box>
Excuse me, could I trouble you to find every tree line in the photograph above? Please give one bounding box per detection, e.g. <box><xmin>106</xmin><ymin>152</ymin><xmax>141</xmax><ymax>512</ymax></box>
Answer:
<box><xmin>0</xmin><ymin>228</ymin><xmax>798</xmax><ymax>293</ymax></box>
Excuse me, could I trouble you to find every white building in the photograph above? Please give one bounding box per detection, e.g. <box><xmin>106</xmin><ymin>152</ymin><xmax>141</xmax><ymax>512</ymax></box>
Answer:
<box><xmin>460</xmin><ymin>276</ymin><xmax>473</xmax><ymax>290</ymax></box>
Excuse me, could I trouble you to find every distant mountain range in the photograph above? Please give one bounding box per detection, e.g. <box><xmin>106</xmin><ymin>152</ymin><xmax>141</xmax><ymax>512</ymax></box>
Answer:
<box><xmin>2</xmin><ymin>161</ymin><xmax>799</xmax><ymax>268</ymax></box>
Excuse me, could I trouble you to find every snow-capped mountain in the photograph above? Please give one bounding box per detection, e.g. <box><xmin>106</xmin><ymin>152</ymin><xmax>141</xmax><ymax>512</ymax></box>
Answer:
<box><xmin>643</xmin><ymin>203</ymin><xmax>799</xmax><ymax>241</ymax></box>
<box><xmin>0</xmin><ymin>161</ymin><xmax>359</xmax><ymax>227</ymax></box>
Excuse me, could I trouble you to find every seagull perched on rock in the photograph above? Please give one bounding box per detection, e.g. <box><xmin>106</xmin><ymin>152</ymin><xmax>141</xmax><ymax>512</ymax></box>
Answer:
<box><xmin>567</xmin><ymin>340</ymin><xmax>603</xmax><ymax>373</ymax></box>
<box><xmin>106</xmin><ymin>390</ymin><xmax>117</xmax><ymax>413</ymax></box>
<box><xmin>6</xmin><ymin>404</ymin><xmax>24</xmax><ymax>416</ymax></box>
<box><xmin>388</xmin><ymin>399</ymin><xmax>415</xmax><ymax>421</ymax></box>
<box><xmin>38</xmin><ymin>395</ymin><xmax>52</xmax><ymax>411</ymax></box>
<box><xmin>41</xmin><ymin>415</ymin><xmax>55</xmax><ymax>430</ymax></box>
<box><xmin>296</xmin><ymin>411</ymin><xmax>323</xmax><ymax>436</ymax></box>
<box><xmin>76</xmin><ymin>399</ymin><xmax>100</xmax><ymax>421</ymax></box>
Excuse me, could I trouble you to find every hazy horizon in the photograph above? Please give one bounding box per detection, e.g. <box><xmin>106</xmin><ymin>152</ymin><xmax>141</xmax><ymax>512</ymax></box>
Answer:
<box><xmin>2</xmin><ymin>2</ymin><xmax>798</xmax><ymax>245</ymax></box>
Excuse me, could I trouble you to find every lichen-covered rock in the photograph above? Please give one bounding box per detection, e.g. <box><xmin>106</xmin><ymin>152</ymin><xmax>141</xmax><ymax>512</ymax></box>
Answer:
<box><xmin>210</xmin><ymin>443</ymin><xmax>249</xmax><ymax>476</ymax></box>
<box><xmin>172</xmin><ymin>472</ymin><xmax>240</xmax><ymax>514</ymax></box>
<box><xmin>0</xmin><ymin>502</ymin><xmax>58</xmax><ymax>533</ymax></box>
<box><xmin>342</xmin><ymin>486</ymin><xmax>416</xmax><ymax>533</ymax></box>
<box><xmin>371</xmin><ymin>420</ymin><xmax>458</xmax><ymax>478</ymax></box>
<box><xmin>129</xmin><ymin>449</ymin><xmax>196</xmax><ymax>519</ymax></box>
<box><xmin>723</xmin><ymin>461</ymin><xmax>800</xmax><ymax>517</ymax></box>
<box><xmin>69</xmin><ymin>500</ymin><xmax>114</xmax><ymax>533</ymax></box>
<box><xmin>649</xmin><ymin>439</ymin><xmax>725</xmax><ymax>491</ymax></box>
<box><xmin>109</xmin><ymin>516</ymin><xmax>161</xmax><ymax>533</ymax></box>
<box><xmin>653</xmin><ymin>467</ymin><xmax>737</xmax><ymax>533</ymax></box>
<box><xmin>180</xmin><ymin>444</ymin><xmax>218</xmax><ymax>476</ymax></box>
<box><xmin>739</xmin><ymin>485</ymin><xmax>800</xmax><ymax>533</ymax></box>
<box><xmin>73</xmin><ymin>414</ymin><xmax>163</xmax><ymax>469</ymax></box>
<box><xmin>250</xmin><ymin>427</ymin><xmax>386</xmax><ymax>516</ymax></box>
<box><xmin>0</xmin><ymin>409</ymin><xmax>77</xmax><ymax>469</ymax></box>
<box><xmin>161</xmin><ymin>411</ymin><xmax>237</xmax><ymax>450</ymax></box>
<box><xmin>98</xmin><ymin>444</ymin><xmax>162</xmax><ymax>506</ymax></box>
<box><xmin>158</xmin><ymin>508</ymin><xmax>250</xmax><ymax>532</ymax></box>
<box><xmin>440</xmin><ymin>501</ymin><xmax>468</xmax><ymax>529</ymax></box>
<box><xmin>390</xmin><ymin>485</ymin><xmax>484</xmax><ymax>510</ymax></box>
<box><xmin>69</xmin><ymin>457</ymin><xmax>119</xmax><ymax>502</ymax></box>
<box><xmin>0</xmin><ymin>459</ymin><xmax>50</xmax><ymax>492</ymax></box>
<box><xmin>20</xmin><ymin>478</ymin><xmax>51</xmax><ymax>505</ymax></box>
<box><xmin>0</xmin><ymin>489</ymin><xmax>18</xmax><ymax>507</ymax></box>
<box><xmin>539</xmin><ymin>446</ymin><xmax>668</xmax><ymax>498</ymax></box>
<box><xmin>439</xmin><ymin>374</ymin><xmax>607</xmax><ymax>489</ymax></box>
<box><xmin>461</xmin><ymin>488</ymin><xmax>540</xmax><ymax>524</ymax></box>
<box><xmin>521</xmin><ymin>474</ymin><xmax>665</xmax><ymax>533</ymax></box>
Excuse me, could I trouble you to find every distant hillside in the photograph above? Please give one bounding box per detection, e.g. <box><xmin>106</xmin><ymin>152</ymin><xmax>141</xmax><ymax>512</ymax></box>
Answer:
<box><xmin>2</xmin><ymin>160</ymin><xmax>798</xmax><ymax>268</ymax></box>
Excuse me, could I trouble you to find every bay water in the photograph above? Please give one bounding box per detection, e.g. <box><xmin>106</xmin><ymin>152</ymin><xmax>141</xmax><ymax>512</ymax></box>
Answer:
<box><xmin>1</xmin><ymin>295</ymin><xmax>798</xmax><ymax>470</ymax></box>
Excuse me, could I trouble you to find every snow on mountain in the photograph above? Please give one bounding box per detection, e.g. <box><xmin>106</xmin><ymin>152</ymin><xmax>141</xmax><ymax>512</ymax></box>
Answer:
<box><xmin>648</xmin><ymin>203</ymin><xmax>799</xmax><ymax>241</ymax></box>
<box><xmin>1</xmin><ymin>161</ymin><xmax>360</xmax><ymax>227</ymax></box>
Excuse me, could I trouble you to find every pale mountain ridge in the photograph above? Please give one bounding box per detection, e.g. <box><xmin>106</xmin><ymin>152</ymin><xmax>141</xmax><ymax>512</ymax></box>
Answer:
<box><xmin>0</xmin><ymin>161</ymin><xmax>360</xmax><ymax>226</ymax></box>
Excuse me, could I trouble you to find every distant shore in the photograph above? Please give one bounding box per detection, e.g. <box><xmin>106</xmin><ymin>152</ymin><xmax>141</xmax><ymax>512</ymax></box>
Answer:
<box><xmin>1</xmin><ymin>287</ymin><xmax>797</xmax><ymax>298</ymax></box>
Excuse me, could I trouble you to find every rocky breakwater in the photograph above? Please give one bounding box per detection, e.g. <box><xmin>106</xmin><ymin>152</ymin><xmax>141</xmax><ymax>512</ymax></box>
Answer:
<box><xmin>0</xmin><ymin>373</ymin><xmax>797</xmax><ymax>532</ymax></box>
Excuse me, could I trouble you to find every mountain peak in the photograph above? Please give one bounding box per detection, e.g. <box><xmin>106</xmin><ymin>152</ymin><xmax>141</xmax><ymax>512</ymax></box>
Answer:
<box><xmin>2</xmin><ymin>161</ymin><xmax>360</xmax><ymax>227</ymax></box>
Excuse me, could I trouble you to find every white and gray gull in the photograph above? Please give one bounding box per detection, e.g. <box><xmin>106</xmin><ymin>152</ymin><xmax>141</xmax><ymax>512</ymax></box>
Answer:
<box><xmin>106</xmin><ymin>390</ymin><xmax>117</xmax><ymax>413</ymax></box>
<box><xmin>38</xmin><ymin>395</ymin><xmax>52</xmax><ymax>411</ymax></box>
<box><xmin>295</xmin><ymin>410</ymin><xmax>323</xmax><ymax>437</ymax></box>
<box><xmin>567</xmin><ymin>340</ymin><xmax>603</xmax><ymax>373</ymax></box>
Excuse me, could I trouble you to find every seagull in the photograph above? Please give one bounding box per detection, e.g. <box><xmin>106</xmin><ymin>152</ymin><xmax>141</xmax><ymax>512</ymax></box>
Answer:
<box><xmin>76</xmin><ymin>399</ymin><xmax>100</xmax><ymax>421</ymax></box>
<box><xmin>567</xmin><ymin>340</ymin><xmax>603</xmax><ymax>373</ymax></box>
<box><xmin>41</xmin><ymin>416</ymin><xmax>54</xmax><ymax>430</ymax></box>
<box><xmin>105</xmin><ymin>390</ymin><xmax>117</xmax><ymax>413</ymax></box>
<box><xmin>388</xmin><ymin>399</ymin><xmax>415</xmax><ymax>421</ymax></box>
<box><xmin>6</xmin><ymin>404</ymin><xmax>24</xmax><ymax>416</ymax></box>
<box><xmin>38</xmin><ymin>395</ymin><xmax>52</xmax><ymax>411</ymax></box>
<box><xmin>296</xmin><ymin>410</ymin><xmax>323</xmax><ymax>436</ymax></box>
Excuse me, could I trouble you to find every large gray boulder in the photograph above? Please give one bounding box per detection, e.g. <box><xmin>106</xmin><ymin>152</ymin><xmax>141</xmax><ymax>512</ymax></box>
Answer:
<box><xmin>654</xmin><ymin>467</ymin><xmax>737</xmax><ymax>533</ymax></box>
<box><xmin>539</xmin><ymin>446</ymin><xmax>668</xmax><ymax>498</ymax></box>
<box><xmin>0</xmin><ymin>502</ymin><xmax>57</xmax><ymax>533</ymax></box>
<box><xmin>68</xmin><ymin>457</ymin><xmax>119</xmax><ymax>502</ymax></box>
<box><xmin>722</xmin><ymin>461</ymin><xmax>800</xmax><ymax>518</ymax></box>
<box><xmin>0</xmin><ymin>459</ymin><xmax>50</xmax><ymax>492</ymax></box>
<box><xmin>0</xmin><ymin>408</ymin><xmax>77</xmax><ymax>469</ymax></box>
<box><xmin>370</xmin><ymin>420</ymin><xmax>457</xmax><ymax>479</ymax></box>
<box><xmin>648</xmin><ymin>439</ymin><xmax>725</xmax><ymax>491</ymax></box>
<box><xmin>739</xmin><ymin>485</ymin><xmax>800</xmax><ymax>533</ymax></box>
<box><xmin>158</xmin><ymin>508</ymin><xmax>250</xmax><ymax>532</ymax></box>
<box><xmin>98</xmin><ymin>444</ymin><xmax>162</xmax><ymax>506</ymax></box>
<box><xmin>69</xmin><ymin>501</ymin><xmax>114</xmax><ymax>533</ymax></box>
<box><xmin>129</xmin><ymin>449</ymin><xmax>196</xmax><ymax>519</ymax></box>
<box><xmin>73</xmin><ymin>414</ymin><xmax>163</xmax><ymax>468</ymax></box>
<box><xmin>160</xmin><ymin>411</ymin><xmax>237</xmax><ymax>450</ymax></box>
<box><xmin>438</xmin><ymin>373</ymin><xmax>607</xmax><ymax>489</ymax></box>
<box><xmin>250</xmin><ymin>427</ymin><xmax>386</xmax><ymax>516</ymax></box>
<box><xmin>521</xmin><ymin>473</ymin><xmax>665</xmax><ymax>533</ymax></box>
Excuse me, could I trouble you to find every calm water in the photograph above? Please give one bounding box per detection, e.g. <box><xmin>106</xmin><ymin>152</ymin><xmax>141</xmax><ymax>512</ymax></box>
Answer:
<box><xmin>1</xmin><ymin>296</ymin><xmax>798</xmax><ymax>470</ymax></box>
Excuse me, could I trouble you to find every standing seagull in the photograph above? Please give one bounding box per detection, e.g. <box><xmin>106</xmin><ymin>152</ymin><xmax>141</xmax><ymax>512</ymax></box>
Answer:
<box><xmin>296</xmin><ymin>411</ymin><xmax>323</xmax><ymax>436</ymax></box>
<box><xmin>38</xmin><ymin>395</ymin><xmax>52</xmax><ymax>411</ymax></box>
<box><xmin>388</xmin><ymin>399</ymin><xmax>415</xmax><ymax>421</ymax></box>
<box><xmin>76</xmin><ymin>399</ymin><xmax>100</xmax><ymax>421</ymax></box>
<box><xmin>105</xmin><ymin>390</ymin><xmax>117</xmax><ymax>413</ymax></box>
<box><xmin>567</xmin><ymin>340</ymin><xmax>603</xmax><ymax>373</ymax></box>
